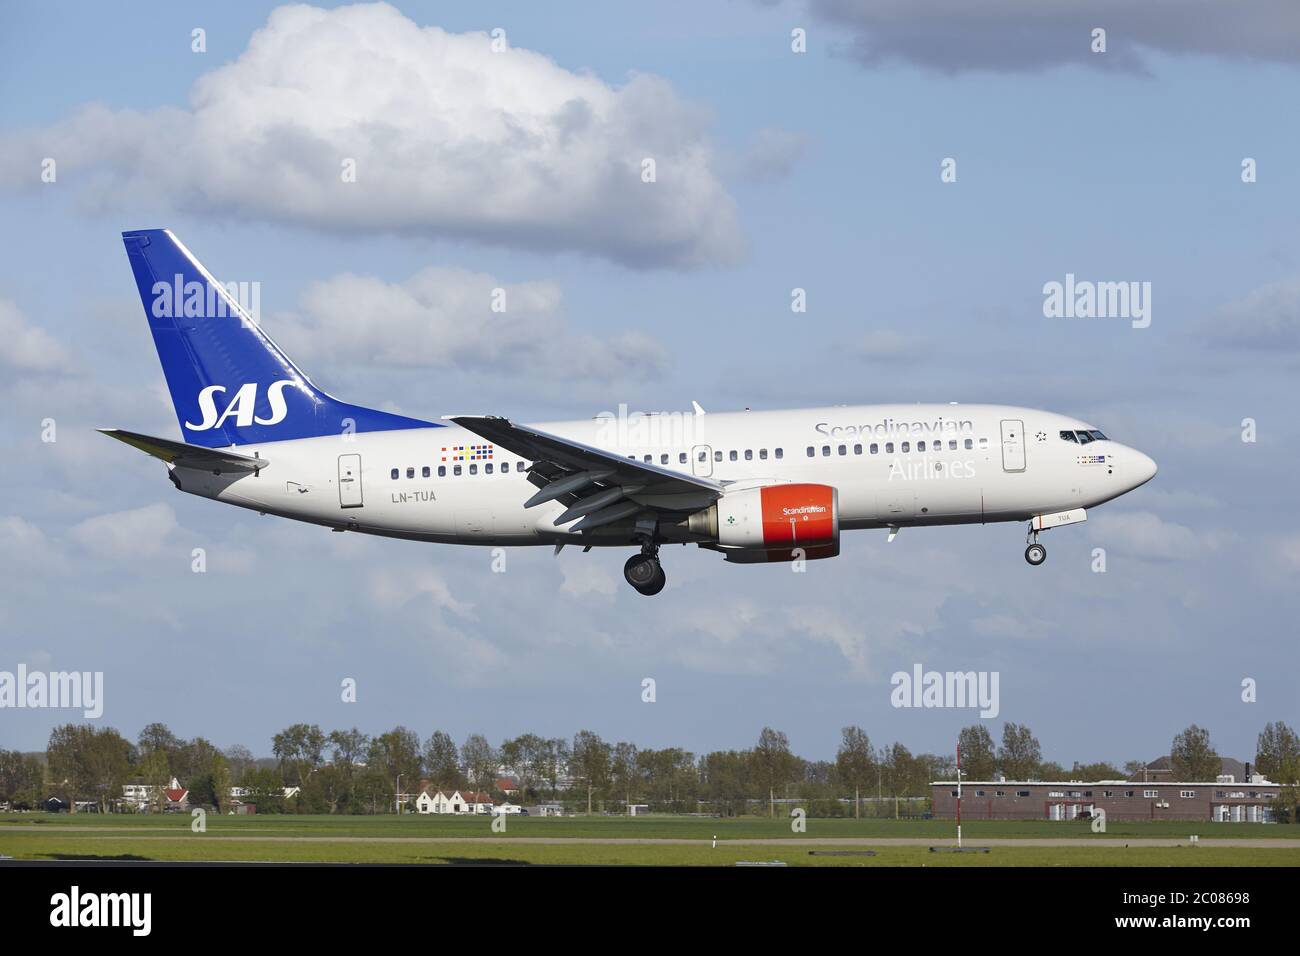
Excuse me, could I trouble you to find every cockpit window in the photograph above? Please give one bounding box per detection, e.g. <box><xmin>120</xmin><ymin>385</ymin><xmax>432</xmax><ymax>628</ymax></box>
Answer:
<box><xmin>1064</xmin><ymin>428</ymin><xmax>1108</xmax><ymax>444</ymax></box>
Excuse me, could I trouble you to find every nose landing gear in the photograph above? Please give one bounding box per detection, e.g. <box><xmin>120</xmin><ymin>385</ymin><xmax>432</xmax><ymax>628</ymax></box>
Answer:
<box><xmin>624</xmin><ymin>543</ymin><xmax>666</xmax><ymax>595</ymax></box>
<box><xmin>1024</xmin><ymin>524</ymin><xmax>1047</xmax><ymax>566</ymax></box>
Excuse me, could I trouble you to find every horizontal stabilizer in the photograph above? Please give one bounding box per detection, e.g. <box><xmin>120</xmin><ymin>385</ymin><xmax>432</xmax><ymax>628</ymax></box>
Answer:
<box><xmin>98</xmin><ymin>429</ymin><xmax>269</xmax><ymax>473</ymax></box>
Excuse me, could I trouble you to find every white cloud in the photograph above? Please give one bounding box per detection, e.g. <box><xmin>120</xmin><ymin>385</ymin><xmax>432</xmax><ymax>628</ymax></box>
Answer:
<box><xmin>0</xmin><ymin>298</ymin><xmax>70</xmax><ymax>372</ymax></box>
<box><xmin>277</xmin><ymin>265</ymin><xmax>666</xmax><ymax>381</ymax></box>
<box><xmin>69</xmin><ymin>503</ymin><xmax>179</xmax><ymax>559</ymax></box>
<box><xmin>1207</xmin><ymin>277</ymin><xmax>1300</xmax><ymax>351</ymax></box>
<box><xmin>783</xmin><ymin>606</ymin><xmax>879</xmax><ymax>676</ymax></box>
<box><xmin>559</xmin><ymin>560</ymin><xmax>618</xmax><ymax>598</ymax></box>
<box><xmin>1138</xmin><ymin>488</ymin><xmax>1221</xmax><ymax>511</ymax></box>
<box><xmin>365</xmin><ymin>565</ymin><xmax>515</xmax><ymax>679</ymax></box>
<box><xmin>0</xmin><ymin>515</ymin><xmax>62</xmax><ymax>570</ymax></box>
<box><xmin>367</xmin><ymin>565</ymin><xmax>475</xmax><ymax>619</ymax></box>
<box><xmin>1087</xmin><ymin>510</ymin><xmax>1222</xmax><ymax>562</ymax></box>
<box><xmin>727</xmin><ymin>127</ymin><xmax>810</xmax><ymax>183</ymax></box>
<box><xmin>1276</xmin><ymin>535</ymin><xmax>1300</xmax><ymax>573</ymax></box>
<box><xmin>856</xmin><ymin>329</ymin><xmax>928</xmax><ymax>363</ymax></box>
<box><xmin>2</xmin><ymin>3</ymin><xmax>745</xmax><ymax>268</ymax></box>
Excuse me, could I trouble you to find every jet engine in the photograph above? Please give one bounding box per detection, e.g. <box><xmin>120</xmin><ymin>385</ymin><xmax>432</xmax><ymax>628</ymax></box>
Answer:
<box><xmin>688</xmin><ymin>483</ymin><xmax>840</xmax><ymax>562</ymax></box>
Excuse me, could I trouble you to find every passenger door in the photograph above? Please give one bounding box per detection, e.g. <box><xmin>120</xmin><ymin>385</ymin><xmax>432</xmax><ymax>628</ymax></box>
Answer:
<box><xmin>338</xmin><ymin>454</ymin><xmax>363</xmax><ymax>508</ymax></box>
<box><xmin>1000</xmin><ymin>419</ymin><xmax>1026</xmax><ymax>473</ymax></box>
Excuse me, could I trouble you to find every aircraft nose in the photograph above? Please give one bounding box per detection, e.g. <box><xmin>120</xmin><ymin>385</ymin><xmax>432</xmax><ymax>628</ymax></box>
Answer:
<box><xmin>1130</xmin><ymin>449</ymin><xmax>1157</xmax><ymax>488</ymax></box>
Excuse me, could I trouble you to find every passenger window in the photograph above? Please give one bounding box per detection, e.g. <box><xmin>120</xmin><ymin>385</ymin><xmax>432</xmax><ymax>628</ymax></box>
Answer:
<box><xmin>870</xmin><ymin>443</ymin><xmax>878</xmax><ymax>454</ymax></box>
<box><xmin>661</xmin><ymin>454</ymin><xmax>669</xmax><ymax>464</ymax></box>
<box><xmin>918</xmin><ymin>441</ymin><xmax>926</xmax><ymax>452</ymax></box>
<box><xmin>390</xmin><ymin>468</ymin><xmax>399</xmax><ymax>480</ymax></box>
<box><xmin>469</xmin><ymin>464</ymin><xmax>478</xmax><ymax>475</ymax></box>
<box><xmin>500</xmin><ymin>462</ymin><xmax>509</xmax><ymax>473</ymax></box>
<box><xmin>698</xmin><ymin>450</ymin><xmax>708</xmax><ymax>461</ymax></box>
<box><xmin>485</xmin><ymin>463</ymin><xmax>493</xmax><ymax>474</ymax></box>
<box><xmin>729</xmin><ymin>450</ymin><xmax>737</xmax><ymax>461</ymax></box>
<box><xmin>406</xmin><ymin>467</ymin><xmax>415</xmax><ymax>478</ymax></box>
<box><xmin>806</xmin><ymin>446</ymin><xmax>814</xmax><ymax>458</ymax></box>
<box><xmin>759</xmin><ymin>449</ymin><xmax>768</xmax><ymax>460</ymax></box>
<box><xmin>775</xmin><ymin>448</ymin><xmax>783</xmax><ymax>459</ymax></box>
<box><xmin>644</xmin><ymin>455</ymin><xmax>652</xmax><ymax>463</ymax></box>
<box><xmin>1060</xmin><ymin>430</ymin><xmax>1078</xmax><ymax>443</ymax></box>
<box><xmin>438</xmin><ymin>466</ymin><xmax>446</xmax><ymax>477</ymax></box>
<box><xmin>949</xmin><ymin>440</ymin><xmax>957</xmax><ymax>450</ymax></box>
<box><xmin>744</xmin><ymin>449</ymin><xmax>752</xmax><ymax>461</ymax></box>
<box><xmin>714</xmin><ymin>450</ymin><xmax>722</xmax><ymax>462</ymax></box>
<box><xmin>822</xmin><ymin>445</ymin><xmax>831</xmax><ymax>456</ymax></box>
<box><xmin>454</xmin><ymin>465</ymin><xmax>462</xmax><ymax>476</ymax></box>
<box><xmin>978</xmin><ymin>438</ymin><xmax>988</xmax><ymax>449</ymax></box>
<box><xmin>853</xmin><ymin>444</ymin><xmax>862</xmax><ymax>455</ymax></box>
<box><xmin>422</xmin><ymin>466</ymin><xmax>430</xmax><ymax>478</ymax></box>
<box><xmin>964</xmin><ymin>438</ymin><xmax>973</xmax><ymax>449</ymax></box>
<box><xmin>885</xmin><ymin>442</ymin><xmax>894</xmax><ymax>453</ymax></box>
<box><xmin>901</xmin><ymin>442</ymin><xmax>910</xmax><ymax>453</ymax></box>
<box><xmin>679</xmin><ymin>452</ymin><xmax>687</xmax><ymax>464</ymax></box>
<box><xmin>838</xmin><ymin>445</ymin><xmax>846</xmax><ymax>456</ymax></box>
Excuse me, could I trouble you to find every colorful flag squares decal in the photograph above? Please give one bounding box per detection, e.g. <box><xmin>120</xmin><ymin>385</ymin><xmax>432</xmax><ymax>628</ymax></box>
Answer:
<box><xmin>441</xmin><ymin>444</ymin><xmax>494</xmax><ymax>462</ymax></box>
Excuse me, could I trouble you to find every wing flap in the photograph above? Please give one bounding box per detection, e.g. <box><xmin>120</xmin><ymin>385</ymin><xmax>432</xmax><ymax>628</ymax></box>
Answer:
<box><xmin>450</xmin><ymin>416</ymin><xmax>721</xmax><ymax>538</ymax></box>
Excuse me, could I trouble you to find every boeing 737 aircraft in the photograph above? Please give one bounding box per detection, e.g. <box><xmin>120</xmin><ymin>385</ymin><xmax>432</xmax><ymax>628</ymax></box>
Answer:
<box><xmin>104</xmin><ymin>230</ymin><xmax>1157</xmax><ymax>595</ymax></box>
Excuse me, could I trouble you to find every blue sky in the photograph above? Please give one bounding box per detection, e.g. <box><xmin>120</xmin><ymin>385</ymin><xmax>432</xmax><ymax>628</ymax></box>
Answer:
<box><xmin>1</xmin><ymin>1</ymin><xmax>1297</xmax><ymax>766</ymax></box>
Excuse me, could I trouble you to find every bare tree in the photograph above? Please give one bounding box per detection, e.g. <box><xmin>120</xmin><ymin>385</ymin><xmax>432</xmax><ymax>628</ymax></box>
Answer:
<box><xmin>835</xmin><ymin>726</ymin><xmax>874</xmax><ymax>819</ymax></box>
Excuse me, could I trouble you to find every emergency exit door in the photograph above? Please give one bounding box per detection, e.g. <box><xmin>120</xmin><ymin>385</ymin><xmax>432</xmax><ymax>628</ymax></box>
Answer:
<box><xmin>691</xmin><ymin>445</ymin><xmax>713</xmax><ymax>477</ymax></box>
<box><xmin>1000</xmin><ymin>419</ymin><xmax>1026</xmax><ymax>473</ymax></box>
<box><xmin>338</xmin><ymin>454</ymin><xmax>364</xmax><ymax>508</ymax></box>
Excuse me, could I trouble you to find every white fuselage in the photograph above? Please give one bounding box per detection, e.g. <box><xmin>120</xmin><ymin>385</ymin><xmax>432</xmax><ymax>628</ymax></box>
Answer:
<box><xmin>167</xmin><ymin>403</ymin><xmax>1156</xmax><ymax>547</ymax></box>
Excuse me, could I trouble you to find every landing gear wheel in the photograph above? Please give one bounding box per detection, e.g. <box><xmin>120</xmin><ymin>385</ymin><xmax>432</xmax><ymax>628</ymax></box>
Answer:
<box><xmin>640</xmin><ymin>564</ymin><xmax>666</xmax><ymax>596</ymax></box>
<box><xmin>1025</xmin><ymin>543</ymin><xmax>1047</xmax><ymax>566</ymax></box>
<box><xmin>624</xmin><ymin>553</ymin><xmax>665</xmax><ymax>594</ymax></box>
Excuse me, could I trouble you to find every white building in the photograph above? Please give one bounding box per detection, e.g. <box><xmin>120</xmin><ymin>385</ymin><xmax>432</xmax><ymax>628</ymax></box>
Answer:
<box><xmin>413</xmin><ymin>788</ymin><xmax>495</xmax><ymax>814</ymax></box>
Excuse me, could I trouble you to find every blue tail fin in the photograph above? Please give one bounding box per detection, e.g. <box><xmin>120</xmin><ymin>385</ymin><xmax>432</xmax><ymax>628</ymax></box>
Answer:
<box><xmin>122</xmin><ymin>229</ymin><xmax>438</xmax><ymax>447</ymax></box>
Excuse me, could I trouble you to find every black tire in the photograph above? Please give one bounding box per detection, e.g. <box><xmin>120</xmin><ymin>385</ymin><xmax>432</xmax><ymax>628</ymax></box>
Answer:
<box><xmin>639</xmin><ymin>564</ymin><xmax>666</xmax><ymax>596</ymax></box>
<box><xmin>1025</xmin><ymin>543</ymin><xmax>1047</xmax><ymax>566</ymax></box>
<box><xmin>624</xmin><ymin>553</ymin><xmax>659</xmax><ymax>588</ymax></box>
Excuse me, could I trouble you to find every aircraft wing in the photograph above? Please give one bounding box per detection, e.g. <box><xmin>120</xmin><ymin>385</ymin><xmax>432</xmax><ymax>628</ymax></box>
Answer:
<box><xmin>98</xmin><ymin>428</ymin><xmax>269</xmax><ymax>473</ymax></box>
<box><xmin>449</xmin><ymin>415</ymin><xmax>721</xmax><ymax>533</ymax></box>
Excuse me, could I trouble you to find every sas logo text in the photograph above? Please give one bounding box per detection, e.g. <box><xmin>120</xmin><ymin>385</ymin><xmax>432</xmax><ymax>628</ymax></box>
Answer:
<box><xmin>186</xmin><ymin>380</ymin><xmax>294</xmax><ymax>431</ymax></box>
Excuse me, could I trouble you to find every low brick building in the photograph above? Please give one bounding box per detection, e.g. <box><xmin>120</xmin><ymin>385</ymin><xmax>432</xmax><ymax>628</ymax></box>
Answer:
<box><xmin>930</xmin><ymin>777</ymin><xmax>1281</xmax><ymax>822</ymax></box>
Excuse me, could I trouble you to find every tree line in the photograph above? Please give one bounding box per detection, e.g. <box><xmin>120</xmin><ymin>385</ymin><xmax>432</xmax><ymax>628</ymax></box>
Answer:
<box><xmin>1</xmin><ymin>719</ymin><xmax>1297</xmax><ymax>819</ymax></box>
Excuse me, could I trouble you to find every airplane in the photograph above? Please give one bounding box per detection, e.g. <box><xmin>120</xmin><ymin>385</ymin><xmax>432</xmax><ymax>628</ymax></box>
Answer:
<box><xmin>103</xmin><ymin>229</ymin><xmax>1157</xmax><ymax>596</ymax></box>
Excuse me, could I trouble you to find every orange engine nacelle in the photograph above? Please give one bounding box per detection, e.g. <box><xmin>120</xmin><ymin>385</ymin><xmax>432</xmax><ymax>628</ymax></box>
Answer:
<box><xmin>712</xmin><ymin>483</ymin><xmax>839</xmax><ymax>559</ymax></box>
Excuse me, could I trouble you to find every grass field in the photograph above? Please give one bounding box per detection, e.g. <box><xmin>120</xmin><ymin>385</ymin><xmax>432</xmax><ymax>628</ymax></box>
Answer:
<box><xmin>3</xmin><ymin>813</ymin><xmax>1298</xmax><ymax>865</ymax></box>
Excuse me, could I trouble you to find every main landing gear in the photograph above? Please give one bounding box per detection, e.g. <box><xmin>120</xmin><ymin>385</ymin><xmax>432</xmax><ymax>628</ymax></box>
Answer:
<box><xmin>1024</xmin><ymin>524</ymin><xmax>1047</xmax><ymax>566</ymax></box>
<box><xmin>624</xmin><ymin>543</ymin><xmax>666</xmax><ymax>596</ymax></box>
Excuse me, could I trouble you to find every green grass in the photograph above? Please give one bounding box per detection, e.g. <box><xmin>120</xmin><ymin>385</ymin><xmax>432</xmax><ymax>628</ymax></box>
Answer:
<box><xmin>2</xmin><ymin>813</ymin><xmax>1298</xmax><ymax>865</ymax></box>
<box><xmin>1</xmin><ymin>812</ymin><xmax>1295</xmax><ymax>840</ymax></box>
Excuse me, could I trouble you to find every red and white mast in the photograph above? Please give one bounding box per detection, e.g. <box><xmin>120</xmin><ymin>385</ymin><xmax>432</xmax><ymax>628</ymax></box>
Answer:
<box><xmin>956</xmin><ymin>742</ymin><xmax>963</xmax><ymax>849</ymax></box>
